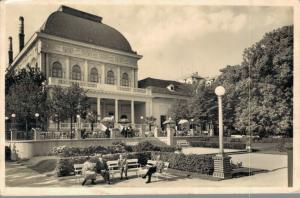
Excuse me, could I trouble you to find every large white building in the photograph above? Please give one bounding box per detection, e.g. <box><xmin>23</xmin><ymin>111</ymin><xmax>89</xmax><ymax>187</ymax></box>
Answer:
<box><xmin>8</xmin><ymin>6</ymin><xmax>191</xmax><ymax>130</ymax></box>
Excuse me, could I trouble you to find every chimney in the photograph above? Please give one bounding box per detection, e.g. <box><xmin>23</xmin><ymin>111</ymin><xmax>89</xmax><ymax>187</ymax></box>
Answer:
<box><xmin>19</xmin><ymin>16</ymin><xmax>25</xmax><ymax>52</ymax></box>
<box><xmin>8</xmin><ymin>36</ymin><xmax>13</xmax><ymax>65</ymax></box>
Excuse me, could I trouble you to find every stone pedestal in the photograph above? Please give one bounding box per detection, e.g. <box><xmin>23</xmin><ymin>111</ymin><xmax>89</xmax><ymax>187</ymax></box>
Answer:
<box><xmin>110</xmin><ymin>129</ymin><xmax>116</xmax><ymax>139</ymax></box>
<box><xmin>139</xmin><ymin>128</ymin><xmax>145</xmax><ymax>138</ymax></box>
<box><xmin>75</xmin><ymin>129</ymin><xmax>81</xmax><ymax>140</ymax></box>
<box><xmin>212</xmin><ymin>154</ymin><xmax>232</xmax><ymax>179</ymax></box>
<box><xmin>166</xmin><ymin>127</ymin><xmax>175</xmax><ymax>146</ymax></box>
<box><xmin>153</xmin><ymin>127</ymin><xmax>158</xmax><ymax>137</ymax></box>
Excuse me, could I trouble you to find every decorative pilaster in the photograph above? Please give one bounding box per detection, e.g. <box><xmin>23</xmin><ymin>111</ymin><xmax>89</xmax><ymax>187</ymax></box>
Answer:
<box><xmin>115</xmin><ymin>99</ymin><xmax>119</xmax><ymax>123</ymax></box>
<box><xmin>131</xmin><ymin>100</ymin><xmax>135</xmax><ymax>124</ymax></box>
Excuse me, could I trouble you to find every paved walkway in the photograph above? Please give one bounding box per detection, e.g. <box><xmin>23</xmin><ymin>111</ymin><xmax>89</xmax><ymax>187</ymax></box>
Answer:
<box><xmin>6</xmin><ymin>154</ymin><xmax>287</xmax><ymax>188</ymax></box>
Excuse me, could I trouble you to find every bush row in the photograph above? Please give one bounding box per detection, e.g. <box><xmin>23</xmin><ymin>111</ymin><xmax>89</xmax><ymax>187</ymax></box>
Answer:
<box><xmin>151</xmin><ymin>152</ymin><xmax>214</xmax><ymax>175</ymax></box>
<box><xmin>51</xmin><ymin>141</ymin><xmax>178</xmax><ymax>157</ymax></box>
<box><xmin>56</xmin><ymin>151</ymin><xmax>214</xmax><ymax>177</ymax></box>
<box><xmin>56</xmin><ymin>152</ymin><xmax>152</xmax><ymax>177</ymax></box>
<box><xmin>189</xmin><ymin>141</ymin><xmax>246</xmax><ymax>150</ymax></box>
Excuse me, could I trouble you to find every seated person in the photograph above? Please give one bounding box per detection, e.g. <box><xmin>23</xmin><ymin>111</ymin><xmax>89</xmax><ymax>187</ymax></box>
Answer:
<box><xmin>118</xmin><ymin>154</ymin><xmax>128</xmax><ymax>180</ymax></box>
<box><xmin>95</xmin><ymin>154</ymin><xmax>111</xmax><ymax>184</ymax></box>
<box><xmin>142</xmin><ymin>154</ymin><xmax>164</xmax><ymax>184</ymax></box>
<box><xmin>81</xmin><ymin>156</ymin><xmax>97</xmax><ymax>186</ymax></box>
<box><xmin>105</xmin><ymin>127</ymin><xmax>110</xmax><ymax>138</ymax></box>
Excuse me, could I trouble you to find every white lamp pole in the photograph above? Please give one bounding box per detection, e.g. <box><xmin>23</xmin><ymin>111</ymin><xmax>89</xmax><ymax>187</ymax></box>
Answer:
<box><xmin>215</xmin><ymin>86</ymin><xmax>225</xmax><ymax>154</ymax></box>
<box><xmin>11</xmin><ymin>113</ymin><xmax>16</xmax><ymax>145</ymax></box>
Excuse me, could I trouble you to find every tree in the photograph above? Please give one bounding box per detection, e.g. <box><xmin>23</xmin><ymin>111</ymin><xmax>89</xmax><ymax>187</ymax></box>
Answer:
<box><xmin>234</xmin><ymin>25</ymin><xmax>293</xmax><ymax>137</ymax></box>
<box><xmin>49</xmin><ymin>83</ymin><xmax>90</xmax><ymax>137</ymax></box>
<box><xmin>5</xmin><ymin>65</ymin><xmax>48</xmax><ymax>137</ymax></box>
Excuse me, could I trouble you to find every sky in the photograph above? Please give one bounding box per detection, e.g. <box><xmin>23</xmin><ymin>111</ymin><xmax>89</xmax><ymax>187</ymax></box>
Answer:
<box><xmin>3</xmin><ymin>2</ymin><xmax>293</xmax><ymax>81</ymax></box>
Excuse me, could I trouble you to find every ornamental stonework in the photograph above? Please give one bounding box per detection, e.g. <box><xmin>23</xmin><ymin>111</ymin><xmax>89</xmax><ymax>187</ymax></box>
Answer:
<box><xmin>42</xmin><ymin>40</ymin><xmax>138</xmax><ymax>68</ymax></box>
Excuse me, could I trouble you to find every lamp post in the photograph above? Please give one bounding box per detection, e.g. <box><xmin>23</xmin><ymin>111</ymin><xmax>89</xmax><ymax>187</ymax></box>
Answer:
<box><xmin>5</xmin><ymin>116</ymin><xmax>9</xmax><ymax>141</ymax></box>
<box><xmin>213</xmin><ymin>86</ymin><xmax>232</xmax><ymax>179</ymax></box>
<box><xmin>11</xmin><ymin>113</ymin><xmax>16</xmax><ymax>144</ymax></box>
<box><xmin>191</xmin><ymin>118</ymin><xmax>194</xmax><ymax>136</ymax></box>
<box><xmin>140</xmin><ymin>116</ymin><xmax>144</xmax><ymax>137</ymax></box>
<box><xmin>35</xmin><ymin>113</ymin><xmax>39</xmax><ymax>128</ymax></box>
<box><xmin>215</xmin><ymin>86</ymin><xmax>225</xmax><ymax>154</ymax></box>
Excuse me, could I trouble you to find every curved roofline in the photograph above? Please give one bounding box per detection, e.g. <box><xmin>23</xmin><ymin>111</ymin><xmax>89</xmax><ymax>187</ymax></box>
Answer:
<box><xmin>40</xmin><ymin>7</ymin><xmax>135</xmax><ymax>53</ymax></box>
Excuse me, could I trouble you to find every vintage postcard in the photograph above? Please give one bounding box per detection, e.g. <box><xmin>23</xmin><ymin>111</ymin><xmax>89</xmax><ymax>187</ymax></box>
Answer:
<box><xmin>0</xmin><ymin>0</ymin><xmax>299</xmax><ymax>196</ymax></box>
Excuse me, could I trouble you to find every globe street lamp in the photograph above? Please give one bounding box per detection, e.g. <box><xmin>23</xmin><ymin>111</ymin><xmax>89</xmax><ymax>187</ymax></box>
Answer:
<box><xmin>11</xmin><ymin>113</ymin><xmax>16</xmax><ymax>145</ymax></box>
<box><xmin>215</xmin><ymin>86</ymin><xmax>225</xmax><ymax>154</ymax></box>
<box><xmin>213</xmin><ymin>86</ymin><xmax>231</xmax><ymax>179</ymax></box>
<box><xmin>5</xmin><ymin>116</ymin><xmax>9</xmax><ymax>141</ymax></box>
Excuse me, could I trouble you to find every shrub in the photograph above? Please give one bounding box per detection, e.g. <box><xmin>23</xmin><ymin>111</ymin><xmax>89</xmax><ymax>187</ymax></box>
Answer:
<box><xmin>132</xmin><ymin>141</ymin><xmax>177</xmax><ymax>153</ymax></box>
<box><xmin>51</xmin><ymin>145</ymin><xmax>109</xmax><ymax>157</ymax></box>
<box><xmin>151</xmin><ymin>152</ymin><xmax>214</xmax><ymax>175</ymax></box>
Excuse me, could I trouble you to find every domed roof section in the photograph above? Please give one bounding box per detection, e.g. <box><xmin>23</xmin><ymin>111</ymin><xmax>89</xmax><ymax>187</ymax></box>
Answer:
<box><xmin>41</xmin><ymin>6</ymin><xmax>134</xmax><ymax>53</ymax></box>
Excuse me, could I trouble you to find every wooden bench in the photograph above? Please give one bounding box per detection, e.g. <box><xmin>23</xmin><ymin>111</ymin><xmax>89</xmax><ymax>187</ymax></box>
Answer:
<box><xmin>107</xmin><ymin>158</ymin><xmax>140</xmax><ymax>179</ymax></box>
<box><xmin>140</xmin><ymin>160</ymin><xmax>170</xmax><ymax>181</ymax></box>
<box><xmin>177</xmin><ymin>139</ymin><xmax>190</xmax><ymax>147</ymax></box>
<box><xmin>73</xmin><ymin>163</ymin><xmax>96</xmax><ymax>183</ymax></box>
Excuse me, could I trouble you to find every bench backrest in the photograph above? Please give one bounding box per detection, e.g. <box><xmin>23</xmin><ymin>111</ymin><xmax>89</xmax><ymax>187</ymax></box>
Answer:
<box><xmin>74</xmin><ymin>164</ymin><xmax>84</xmax><ymax>175</ymax></box>
<box><xmin>107</xmin><ymin>160</ymin><xmax>118</xmax><ymax>167</ymax></box>
<box><xmin>147</xmin><ymin>160</ymin><xmax>157</xmax><ymax>166</ymax></box>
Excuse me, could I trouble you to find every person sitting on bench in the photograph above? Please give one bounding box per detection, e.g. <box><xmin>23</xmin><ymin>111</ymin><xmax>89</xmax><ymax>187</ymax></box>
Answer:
<box><xmin>95</xmin><ymin>154</ymin><xmax>111</xmax><ymax>184</ymax></box>
<box><xmin>81</xmin><ymin>156</ymin><xmax>97</xmax><ymax>186</ymax></box>
<box><xmin>142</xmin><ymin>154</ymin><xmax>164</xmax><ymax>183</ymax></box>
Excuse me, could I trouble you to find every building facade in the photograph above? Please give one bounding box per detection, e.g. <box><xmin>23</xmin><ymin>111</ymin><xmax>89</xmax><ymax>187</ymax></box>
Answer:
<box><xmin>8</xmin><ymin>6</ymin><xmax>190</xmax><ymax>130</ymax></box>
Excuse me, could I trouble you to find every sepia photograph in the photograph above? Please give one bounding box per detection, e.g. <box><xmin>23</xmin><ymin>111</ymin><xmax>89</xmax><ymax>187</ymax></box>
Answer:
<box><xmin>0</xmin><ymin>0</ymin><xmax>299</xmax><ymax>196</ymax></box>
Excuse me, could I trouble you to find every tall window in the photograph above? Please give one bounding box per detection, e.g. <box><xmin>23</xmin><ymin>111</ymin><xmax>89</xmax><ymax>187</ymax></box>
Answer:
<box><xmin>121</xmin><ymin>72</ymin><xmax>129</xmax><ymax>86</ymax></box>
<box><xmin>106</xmin><ymin>70</ymin><xmax>115</xmax><ymax>85</ymax></box>
<box><xmin>90</xmin><ymin>67</ymin><xmax>99</xmax><ymax>83</ymax></box>
<box><xmin>52</xmin><ymin>62</ymin><xmax>63</xmax><ymax>78</ymax></box>
<box><xmin>72</xmin><ymin>65</ymin><xmax>81</xmax><ymax>80</ymax></box>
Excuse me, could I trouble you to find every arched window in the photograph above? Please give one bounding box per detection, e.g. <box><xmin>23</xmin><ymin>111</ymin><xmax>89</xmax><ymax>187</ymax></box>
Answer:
<box><xmin>106</xmin><ymin>70</ymin><xmax>115</xmax><ymax>85</ymax></box>
<box><xmin>72</xmin><ymin>65</ymin><xmax>81</xmax><ymax>80</ymax></box>
<box><xmin>52</xmin><ymin>62</ymin><xmax>63</xmax><ymax>78</ymax></box>
<box><xmin>90</xmin><ymin>67</ymin><xmax>99</xmax><ymax>83</ymax></box>
<box><xmin>121</xmin><ymin>72</ymin><xmax>129</xmax><ymax>86</ymax></box>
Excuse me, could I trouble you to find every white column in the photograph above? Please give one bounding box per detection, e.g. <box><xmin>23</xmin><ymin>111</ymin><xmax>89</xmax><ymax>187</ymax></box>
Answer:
<box><xmin>65</xmin><ymin>57</ymin><xmax>70</xmax><ymax>79</ymax></box>
<box><xmin>131</xmin><ymin>100</ymin><xmax>135</xmax><ymax>124</ymax></box>
<box><xmin>131</xmin><ymin>69</ymin><xmax>135</xmax><ymax>88</ymax></box>
<box><xmin>84</xmin><ymin>60</ymin><xmax>88</xmax><ymax>81</ymax></box>
<box><xmin>117</xmin><ymin>67</ymin><xmax>121</xmax><ymax>86</ymax></box>
<box><xmin>115</xmin><ymin>99</ymin><xmax>119</xmax><ymax>123</ymax></box>
<box><xmin>97</xmin><ymin>98</ymin><xmax>101</xmax><ymax>117</ymax></box>
<box><xmin>218</xmin><ymin>96</ymin><xmax>224</xmax><ymax>154</ymax></box>
<box><xmin>101</xmin><ymin>64</ymin><xmax>105</xmax><ymax>84</ymax></box>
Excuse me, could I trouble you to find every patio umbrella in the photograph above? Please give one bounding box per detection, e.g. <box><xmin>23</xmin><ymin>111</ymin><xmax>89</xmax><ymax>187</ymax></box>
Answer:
<box><xmin>178</xmin><ymin>119</ymin><xmax>189</xmax><ymax>125</ymax></box>
<box><xmin>119</xmin><ymin>118</ymin><xmax>130</xmax><ymax>124</ymax></box>
<box><xmin>98</xmin><ymin>123</ymin><xmax>107</xmax><ymax>131</ymax></box>
<box><xmin>101</xmin><ymin>116</ymin><xmax>114</xmax><ymax>123</ymax></box>
<box><xmin>163</xmin><ymin>119</ymin><xmax>175</xmax><ymax>125</ymax></box>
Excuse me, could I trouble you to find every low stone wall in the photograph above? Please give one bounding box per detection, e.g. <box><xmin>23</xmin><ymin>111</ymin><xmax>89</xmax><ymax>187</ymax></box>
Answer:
<box><xmin>5</xmin><ymin>137</ymin><xmax>159</xmax><ymax>159</ymax></box>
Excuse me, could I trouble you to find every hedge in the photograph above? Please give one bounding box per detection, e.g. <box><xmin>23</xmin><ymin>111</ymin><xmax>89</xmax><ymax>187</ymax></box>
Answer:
<box><xmin>56</xmin><ymin>152</ymin><xmax>152</xmax><ymax>177</ymax></box>
<box><xmin>190</xmin><ymin>141</ymin><xmax>246</xmax><ymax>150</ymax></box>
<box><xmin>151</xmin><ymin>152</ymin><xmax>214</xmax><ymax>175</ymax></box>
<box><xmin>51</xmin><ymin>141</ymin><xmax>177</xmax><ymax>157</ymax></box>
